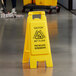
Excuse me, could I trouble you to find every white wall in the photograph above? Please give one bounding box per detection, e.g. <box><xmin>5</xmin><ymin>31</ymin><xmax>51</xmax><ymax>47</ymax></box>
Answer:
<box><xmin>73</xmin><ymin>0</ymin><xmax>76</xmax><ymax>10</ymax></box>
<box><xmin>58</xmin><ymin>0</ymin><xmax>69</xmax><ymax>9</ymax></box>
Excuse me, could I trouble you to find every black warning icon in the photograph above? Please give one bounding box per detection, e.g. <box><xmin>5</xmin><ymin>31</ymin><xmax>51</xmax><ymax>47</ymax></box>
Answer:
<box><xmin>34</xmin><ymin>30</ymin><xmax>45</xmax><ymax>39</ymax></box>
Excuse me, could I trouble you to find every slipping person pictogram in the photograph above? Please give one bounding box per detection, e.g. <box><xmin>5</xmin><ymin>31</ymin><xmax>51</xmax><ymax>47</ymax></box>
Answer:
<box><xmin>34</xmin><ymin>30</ymin><xmax>45</xmax><ymax>39</ymax></box>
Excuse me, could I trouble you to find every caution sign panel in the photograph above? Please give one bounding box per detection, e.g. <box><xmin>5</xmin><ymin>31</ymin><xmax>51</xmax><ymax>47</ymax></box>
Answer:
<box><xmin>30</xmin><ymin>20</ymin><xmax>50</xmax><ymax>55</ymax></box>
<box><xmin>22</xmin><ymin>11</ymin><xmax>53</xmax><ymax>68</ymax></box>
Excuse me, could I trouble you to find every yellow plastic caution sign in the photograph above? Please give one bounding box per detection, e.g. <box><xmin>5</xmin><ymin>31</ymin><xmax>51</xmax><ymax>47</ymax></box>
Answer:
<box><xmin>22</xmin><ymin>11</ymin><xmax>53</xmax><ymax>68</ymax></box>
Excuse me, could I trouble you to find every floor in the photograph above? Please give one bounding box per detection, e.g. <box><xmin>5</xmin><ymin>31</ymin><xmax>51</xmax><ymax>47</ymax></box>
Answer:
<box><xmin>71</xmin><ymin>10</ymin><xmax>76</xmax><ymax>15</ymax></box>
<box><xmin>0</xmin><ymin>4</ymin><xmax>76</xmax><ymax>76</ymax></box>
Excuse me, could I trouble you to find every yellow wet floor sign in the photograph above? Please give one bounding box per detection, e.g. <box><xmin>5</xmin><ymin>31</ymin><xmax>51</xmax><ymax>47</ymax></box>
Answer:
<box><xmin>22</xmin><ymin>11</ymin><xmax>53</xmax><ymax>68</ymax></box>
